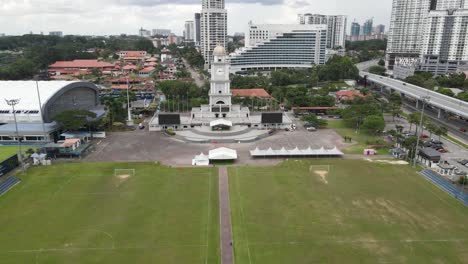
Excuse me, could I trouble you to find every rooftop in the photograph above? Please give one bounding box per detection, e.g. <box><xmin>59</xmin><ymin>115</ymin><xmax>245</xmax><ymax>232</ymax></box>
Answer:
<box><xmin>49</xmin><ymin>60</ymin><xmax>114</xmax><ymax>68</ymax></box>
<box><xmin>231</xmin><ymin>89</ymin><xmax>272</xmax><ymax>98</ymax></box>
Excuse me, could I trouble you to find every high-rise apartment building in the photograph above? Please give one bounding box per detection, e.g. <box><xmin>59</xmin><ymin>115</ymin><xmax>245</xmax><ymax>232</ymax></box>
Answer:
<box><xmin>373</xmin><ymin>24</ymin><xmax>386</xmax><ymax>34</ymax></box>
<box><xmin>419</xmin><ymin>6</ymin><xmax>468</xmax><ymax>74</ymax></box>
<box><xmin>195</xmin><ymin>13</ymin><xmax>201</xmax><ymax>44</ymax></box>
<box><xmin>139</xmin><ymin>27</ymin><xmax>151</xmax><ymax>37</ymax></box>
<box><xmin>298</xmin><ymin>14</ymin><xmax>328</xmax><ymax>24</ymax></box>
<box><xmin>362</xmin><ymin>19</ymin><xmax>374</xmax><ymax>35</ymax></box>
<box><xmin>230</xmin><ymin>23</ymin><xmax>327</xmax><ymax>73</ymax></box>
<box><xmin>152</xmin><ymin>29</ymin><xmax>171</xmax><ymax>37</ymax></box>
<box><xmin>386</xmin><ymin>0</ymin><xmax>431</xmax><ymax>70</ymax></box>
<box><xmin>351</xmin><ymin>22</ymin><xmax>361</xmax><ymax>36</ymax></box>
<box><xmin>49</xmin><ymin>31</ymin><xmax>63</xmax><ymax>37</ymax></box>
<box><xmin>201</xmin><ymin>0</ymin><xmax>227</xmax><ymax>69</ymax></box>
<box><xmin>184</xmin><ymin>21</ymin><xmax>195</xmax><ymax>41</ymax></box>
<box><xmin>387</xmin><ymin>0</ymin><xmax>468</xmax><ymax>73</ymax></box>
<box><xmin>298</xmin><ymin>13</ymin><xmax>347</xmax><ymax>49</ymax></box>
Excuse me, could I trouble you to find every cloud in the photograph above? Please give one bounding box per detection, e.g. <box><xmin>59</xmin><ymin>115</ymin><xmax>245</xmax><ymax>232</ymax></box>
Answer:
<box><xmin>0</xmin><ymin>0</ymin><xmax>392</xmax><ymax>36</ymax></box>
<box><xmin>119</xmin><ymin>0</ymin><xmax>283</xmax><ymax>6</ymax></box>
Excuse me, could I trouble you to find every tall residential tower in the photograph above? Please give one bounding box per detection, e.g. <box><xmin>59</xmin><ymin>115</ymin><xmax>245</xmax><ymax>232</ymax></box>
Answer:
<box><xmin>201</xmin><ymin>0</ymin><xmax>227</xmax><ymax>69</ymax></box>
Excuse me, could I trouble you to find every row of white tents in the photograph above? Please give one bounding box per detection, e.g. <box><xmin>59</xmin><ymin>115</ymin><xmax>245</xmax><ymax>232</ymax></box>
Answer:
<box><xmin>250</xmin><ymin>146</ymin><xmax>344</xmax><ymax>157</ymax></box>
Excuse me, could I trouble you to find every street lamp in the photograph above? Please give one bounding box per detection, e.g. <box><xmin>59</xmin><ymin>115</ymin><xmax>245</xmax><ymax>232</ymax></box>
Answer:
<box><xmin>5</xmin><ymin>99</ymin><xmax>25</xmax><ymax>174</ymax></box>
<box><xmin>412</xmin><ymin>96</ymin><xmax>431</xmax><ymax>168</ymax></box>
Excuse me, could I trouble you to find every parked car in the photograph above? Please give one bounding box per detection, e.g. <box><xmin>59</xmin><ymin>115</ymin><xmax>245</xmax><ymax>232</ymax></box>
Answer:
<box><xmin>306</xmin><ymin>127</ymin><xmax>317</xmax><ymax>132</ymax></box>
<box><xmin>457</xmin><ymin>159</ymin><xmax>468</xmax><ymax>165</ymax></box>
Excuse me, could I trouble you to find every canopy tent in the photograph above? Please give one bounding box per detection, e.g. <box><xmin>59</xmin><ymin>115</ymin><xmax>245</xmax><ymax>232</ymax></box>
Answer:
<box><xmin>210</xmin><ymin>119</ymin><xmax>233</xmax><ymax>128</ymax></box>
<box><xmin>192</xmin><ymin>153</ymin><xmax>210</xmax><ymax>166</ymax></box>
<box><xmin>209</xmin><ymin>147</ymin><xmax>238</xmax><ymax>160</ymax></box>
<box><xmin>250</xmin><ymin>146</ymin><xmax>344</xmax><ymax>158</ymax></box>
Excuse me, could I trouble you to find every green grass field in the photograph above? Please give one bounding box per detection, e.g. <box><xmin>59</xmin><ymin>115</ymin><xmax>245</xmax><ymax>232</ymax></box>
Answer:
<box><xmin>0</xmin><ymin>162</ymin><xmax>219</xmax><ymax>263</ymax></box>
<box><xmin>0</xmin><ymin>146</ymin><xmax>22</xmax><ymax>162</ymax></box>
<box><xmin>229</xmin><ymin>160</ymin><xmax>468</xmax><ymax>264</ymax></box>
<box><xmin>327</xmin><ymin>120</ymin><xmax>390</xmax><ymax>154</ymax></box>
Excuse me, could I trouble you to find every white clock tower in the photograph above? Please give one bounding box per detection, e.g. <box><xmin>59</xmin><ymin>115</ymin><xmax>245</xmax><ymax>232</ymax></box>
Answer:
<box><xmin>209</xmin><ymin>45</ymin><xmax>231</xmax><ymax>113</ymax></box>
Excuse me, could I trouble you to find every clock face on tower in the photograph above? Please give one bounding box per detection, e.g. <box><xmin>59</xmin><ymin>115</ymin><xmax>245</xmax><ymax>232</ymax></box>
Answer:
<box><xmin>216</xmin><ymin>68</ymin><xmax>224</xmax><ymax>76</ymax></box>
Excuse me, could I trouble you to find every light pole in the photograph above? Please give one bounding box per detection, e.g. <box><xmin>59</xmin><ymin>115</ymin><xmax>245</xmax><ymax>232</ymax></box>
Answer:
<box><xmin>413</xmin><ymin>96</ymin><xmax>431</xmax><ymax>168</ymax></box>
<box><xmin>5</xmin><ymin>99</ymin><xmax>25</xmax><ymax>175</ymax></box>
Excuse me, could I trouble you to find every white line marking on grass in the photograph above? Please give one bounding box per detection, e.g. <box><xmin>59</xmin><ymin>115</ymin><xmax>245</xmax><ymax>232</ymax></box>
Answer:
<box><xmin>247</xmin><ymin>238</ymin><xmax>468</xmax><ymax>246</ymax></box>
<box><xmin>235</xmin><ymin>167</ymin><xmax>252</xmax><ymax>264</ymax></box>
<box><xmin>7</xmin><ymin>244</ymin><xmax>209</xmax><ymax>253</ymax></box>
<box><xmin>205</xmin><ymin>171</ymin><xmax>212</xmax><ymax>264</ymax></box>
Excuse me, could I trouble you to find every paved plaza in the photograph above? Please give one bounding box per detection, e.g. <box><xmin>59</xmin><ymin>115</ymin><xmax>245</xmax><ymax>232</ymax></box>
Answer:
<box><xmin>85</xmin><ymin>125</ymin><xmax>348</xmax><ymax>166</ymax></box>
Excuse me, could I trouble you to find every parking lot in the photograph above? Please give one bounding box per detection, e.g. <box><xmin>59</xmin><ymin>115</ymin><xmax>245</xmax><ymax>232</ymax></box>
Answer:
<box><xmin>385</xmin><ymin>116</ymin><xmax>468</xmax><ymax>174</ymax></box>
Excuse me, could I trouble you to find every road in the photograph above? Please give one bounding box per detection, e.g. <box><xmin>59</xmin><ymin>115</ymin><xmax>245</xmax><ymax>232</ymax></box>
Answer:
<box><xmin>182</xmin><ymin>58</ymin><xmax>205</xmax><ymax>88</ymax></box>
<box><xmin>362</xmin><ymin>72</ymin><xmax>468</xmax><ymax>119</ymax></box>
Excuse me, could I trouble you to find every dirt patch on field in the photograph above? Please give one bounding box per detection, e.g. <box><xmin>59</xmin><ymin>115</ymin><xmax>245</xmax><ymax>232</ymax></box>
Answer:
<box><xmin>117</xmin><ymin>174</ymin><xmax>131</xmax><ymax>180</ymax></box>
<box><xmin>365</xmin><ymin>159</ymin><xmax>409</xmax><ymax>165</ymax></box>
<box><xmin>115</xmin><ymin>174</ymin><xmax>131</xmax><ymax>187</ymax></box>
<box><xmin>314</xmin><ymin>170</ymin><xmax>329</xmax><ymax>184</ymax></box>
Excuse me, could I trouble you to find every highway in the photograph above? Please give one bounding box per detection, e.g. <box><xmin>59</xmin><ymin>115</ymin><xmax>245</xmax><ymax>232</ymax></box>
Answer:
<box><xmin>358</xmin><ymin>71</ymin><xmax>468</xmax><ymax>119</ymax></box>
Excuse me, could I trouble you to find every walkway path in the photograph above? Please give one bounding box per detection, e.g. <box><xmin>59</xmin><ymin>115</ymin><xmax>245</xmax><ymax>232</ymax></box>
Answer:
<box><xmin>218</xmin><ymin>166</ymin><xmax>234</xmax><ymax>264</ymax></box>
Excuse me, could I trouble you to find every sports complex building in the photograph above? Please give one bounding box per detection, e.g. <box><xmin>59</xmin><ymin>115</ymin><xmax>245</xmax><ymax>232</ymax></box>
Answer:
<box><xmin>0</xmin><ymin>81</ymin><xmax>102</xmax><ymax>143</ymax></box>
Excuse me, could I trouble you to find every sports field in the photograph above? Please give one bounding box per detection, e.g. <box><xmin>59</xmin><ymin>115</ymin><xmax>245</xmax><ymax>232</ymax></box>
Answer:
<box><xmin>0</xmin><ymin>146</ymin><xmax>22</xmax><ymax>162</ymax></box>
<box><xmin>229</xmin><ymin>160</ymin><xmax>468</xmax><ymax>263</ymax></box>
<box><xmin>0</xmin><ymin>162</ymin><xmax>219</xmax><ymax>263</ymax></box>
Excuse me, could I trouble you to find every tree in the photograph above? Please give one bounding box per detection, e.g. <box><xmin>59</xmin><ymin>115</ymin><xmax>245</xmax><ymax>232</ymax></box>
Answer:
<box><xmin>302</xmin><ymin>114</ymin><xmax>328</xmax><ymax>128</ymax></box>
<box><xmin>437</xmin><ymin>88</ymin><xmax>455</xmax><ymax>97</ymax></box>
<box><xmin>362</xmin><ymin>115</ymin><xmax>385</xmax><ymax>134</ymax></box>
<box><xmin>378</xmin><ymin>59</ymin><xmax>385</xmax><ymax>66</ymax></box>
<box><xmin>435</xmin><ymin>126</ymin><xmax>448</xmax><ymax>141</ymax></box>
<box><xmin>369</xmin><ymin>65</ymin><xmax>386</xmax><ymax>76</ymax></box>
<box><xmin>389</xmin><ymin>93</ymin><xmax>402</xmax><ymax>121</ymax></box>
<box><xmin>54</xmin><ymin>110</ymin><xmax>97</xmax><ymax>131</ymax></box>
<box><xmin>408</xmin><ymin>112</ymin><xmax>420</xmax><ymax>133</ymax></box>
<box><xmin>457</xmin><ymin>92</ymin><xmax>468</xmax><ymax>102</ymax></box>
<box><xmin>426</xmin><ymin>122</ymin><xmax>437</xmax><ymax>138</ymax></box>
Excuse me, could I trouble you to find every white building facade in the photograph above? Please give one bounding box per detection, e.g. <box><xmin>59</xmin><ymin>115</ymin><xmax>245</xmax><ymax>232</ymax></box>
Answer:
<box><xmin>184</xmin><ymin>21</ymin><xmax>195</xmax><ymax>41</ymax></box>
<box><xmin>230</xmin><ymin>23</ymin><xmax>327</xmax><ymax>73</ymax></box>
<box><xmin>386</xmin><ymin>0</ymin><xmax>431</xmax><ymax>70</ymax></box>
<box><xmin>200</xmin><ymin>0</ymin><xmax>227</xmax><ymax>69</ymax></box>
<box><xmin>298</xmin><ymin>13</ymin><xmax>347</xmax><ymax>49</ymax></box>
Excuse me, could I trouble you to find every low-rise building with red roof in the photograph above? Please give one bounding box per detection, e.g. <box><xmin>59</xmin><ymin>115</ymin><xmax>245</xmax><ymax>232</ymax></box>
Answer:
<box><xmin>48</xmin><ymin>59</ymin><xmax>116</xmax><ymax>79</ymax></box>
<box><xmin>231</xmin><ymin>89</ymin><xmax>272</xmax><ymax>99</ymax></box>
<box><xmin>335</xmin><ymin>90</ymin><xmax>365</xmax><ymax>102</ymax></box>
<box><xmin>117</xmin><ymin>50</ymin><xmax>147</xmax><ymax>63</ymax></box>
<box><xmin>139</xmin><ymin>67</ymin><xmax>156</xmax><ymax>77</ymax></box>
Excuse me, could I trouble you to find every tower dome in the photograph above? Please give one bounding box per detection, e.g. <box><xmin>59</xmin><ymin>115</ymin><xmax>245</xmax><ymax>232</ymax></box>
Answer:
<box><xmin>213</xmin><ymin>45</ymin><xmax>226</xmax><ymax>56</ymax></box>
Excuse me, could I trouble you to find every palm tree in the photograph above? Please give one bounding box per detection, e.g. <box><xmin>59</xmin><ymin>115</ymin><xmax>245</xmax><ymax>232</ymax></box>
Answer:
<box><xmin>435</xmin><ymin>126</ymin><xmax>448</xmax><ymax>141</ymax></box>
<box><xmin>408</xmin><ymin>113</ymin><xmax>419</xmax><ymax>133</ymax></box>
<box><xmin>426</xmin><ymin>122</ymin><xmax>437</xmax><ymax>139</ymax></box>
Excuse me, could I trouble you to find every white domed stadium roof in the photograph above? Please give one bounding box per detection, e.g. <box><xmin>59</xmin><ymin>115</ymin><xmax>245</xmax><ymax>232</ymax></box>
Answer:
<box><xmin>213</xmin><ymin>45</ymin><xmax>226</xmax><ymax>56</ymax></box>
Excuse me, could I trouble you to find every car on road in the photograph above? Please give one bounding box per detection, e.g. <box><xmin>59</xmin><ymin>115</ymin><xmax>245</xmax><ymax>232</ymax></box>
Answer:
<box><xmin>438</xmin><ymin>149</ymin><xmax>449</xmax><ymax>153</ymax></box>
<box><xmin>457</xmin><ymin>159</ymin><xmax>468</xmax><ymax>166</ymax></box>
<box><xmin>306</xmin><ymin>127</ymin><xmax>317</xmax><ymax>132</ymax></box>
<box><xmin>460</xmin><ymin>128</ymin><xmax>467</xmax><ymax>133</ymax></box>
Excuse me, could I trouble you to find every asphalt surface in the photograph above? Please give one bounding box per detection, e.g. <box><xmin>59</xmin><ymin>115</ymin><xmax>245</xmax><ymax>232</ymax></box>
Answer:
<box><xmin>218</xmin><ymin>166</ymin><xmax>234</xmax><ymax>264</ymax></box>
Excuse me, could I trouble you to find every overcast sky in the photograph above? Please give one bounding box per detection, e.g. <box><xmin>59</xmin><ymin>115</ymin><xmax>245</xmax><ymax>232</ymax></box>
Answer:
<box><xmin>0</xmin><ymin>0</ymin><xmax>393</xmax><ymax>36</ymax></box>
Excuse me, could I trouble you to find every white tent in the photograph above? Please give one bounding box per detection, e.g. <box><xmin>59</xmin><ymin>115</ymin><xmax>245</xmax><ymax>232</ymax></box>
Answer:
<box><xmin>209</xmin><ymin>147</ymin><xmax>238</xmax><ymax>160</ymax></box>
<box><xmin>249</xmin><ymin>146</ymin><xmax>344</xmax><ymax>158</ymax></box>
<box><xmin>210</xmin><ymin>119</ymin><xmax>233</xmax><ymax>128</ymax></box>
<box><xmin>192</xmin><ymin>153</ymin><xmax>210</xmax><ymax>166</ymax></box>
